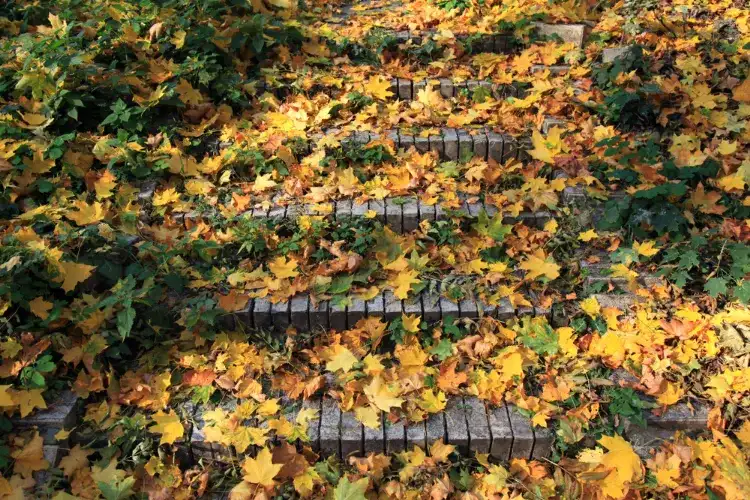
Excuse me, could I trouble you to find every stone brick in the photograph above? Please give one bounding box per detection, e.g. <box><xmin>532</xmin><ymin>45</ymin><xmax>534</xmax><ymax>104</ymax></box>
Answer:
<box><xmin>442</xmin><ymin>128</ymin><xmax>459</xmax><ymax>161</ymax></box>
<box><xmin>425</xmin><ymin>412</ymin><xmax>446</xmax><ymax>447</ymax></box>
<box><xmin>406</xmin><ymin>421</ymin><xmax>426</xmax><ymax>450</ymax></box>
<box><xmin>415</xmin><ymin>135</ymin><xmax>429</xmax><ymax>154</ymax></box>
<box><xmin>497</xmin><ymin>298</ymin><xmax>515</xmax><ymax>320</ymax></box>
<box><xmin>302</xmin><ymin>398</ymin><xmax>322</xmax><ymax>450</ymax></box>
<box><xmin>402</xmin><ymin>198</ymin><xmax>419</xmax><ymax>232</ymax></box>
<box><xmin>341</xmin><ymin>411</ymin><xmax>363</xmax><ymax>457</ymax></box>
<box><xmin>384</xmin><ymin>290</ymin><xmax>402</xmax><ymax>321</ymax></box>
<box><xmin>487</xmin><ymin>132</ymin><xmax>504</xmax><ymax>162</ymax></box>
<box><xmin>507</xmin><ymin>407</ymin><xmax>534</xmax><ymax>459</ymax></box>
<box><xmin>385</xmin><ymin>419</ymin><xmax>406</xmax><ymax>453</ymax></box>
<box><xmin>385</xmin><ymin>198</ymin><xmax>403</xmax><ymax>233</ymax></box>
<box><xmin>439</xmin><ymin>78</ymin><xmax>454</xmax><ymax>98</ymax></box>
<box><xmin>457</xmin><ymin>129</ymin><xmax>473</xmax><ymax>160</ymax></box>
<box><xmin>352</xmin><ymin>200</ymin><xmax>368</xmax><ymax>217</ymax></box>
<box><xmin>487</xmin><ymin>404</ymin><xmax>513</xmax><ymax>460</ymax></box>
<box><xmin>368</xmin><ymin>199</ymin><xmax>386</xmax><ymax>223</ymax></box>
<box><xmin>459</xmin><ymin>296</ymin><xmax>479</xmax><ymax>318</ymax></box>
<box><xmin>444</xmin><ymin>398</ymin><xmax>469</xmax><ymax>454</ymax></box>
<box><xmin>439</xmin><ymin>296</ymin><xmax>459</xmax><ymax>321</ymax></box>
<box><xmin>271</xmin><ymin>301</ymin><xmax>290</xmax><ymax>331</ymax></box>
<box><xmin>253</xmin><ymin>298</ymin><xmax>272</xmax><ymax>329</ymax></box>
<box><xmin>329</xmin><ymin>301</ymin><xmax>347</xmax><ymax>331</ymax></box>
<box><xmin>418</xmin><ymin>199</ymin><xmax>436</xmax><ymax>222</ymax></box>
<box><xmin>399</xmin><ymin>131</ymin><xmax>415</xmax><ymax>150</ymax></box>
<box><xmin>533</xmin><ymin>23</ymin><xmax>588</xmax><ymax>47</ymax></box>
<box><xmin>309</xmin><ymin>300</ymin><xmax>329</xmax><ymax>330</ymax></box>
<box><xmin>366</xmin><ymin>293</ymin><xmax>385</xmax><ymax>319</ymax></box>
<box><xmin>335</xmin><ymin>199</ymin><xmax>352</xmax><ymax>220</ymax></box>
<box><xmin>464</xmin><ymin>397</ymin><xmax>491</xmax><ymax>453</ymax></box>
<box><xmin>473</xmin><ymin>131</ymin><xmax>488</xmax><ymax>160</ymax></box>
<box><xmin>347</xmin><ymin>298</ymin><xmax>366</xmax><ymax>328</ymax></box>
<box><xmin>602</xmin><ymin>46</ymin><xmax>634</xmax><ymax>63</ymax></box>
<box><xmin>422</xmin><ymin>289</ymin><xmax>442</xmax><ymax>323</ymax></box>
<box><xmin>532</xmin><ymin>427</ymin><xmax>554</xmax><ymax>459</ymax></box>
<box><xmin>319</xmin><ymin>399</ymin><xmax>341</xmax><ymax>457</ymax></box>
<box><xmin>291</xmin><ymin>295</ymin><xmax>310</xmax><ymax>331</ymax></box>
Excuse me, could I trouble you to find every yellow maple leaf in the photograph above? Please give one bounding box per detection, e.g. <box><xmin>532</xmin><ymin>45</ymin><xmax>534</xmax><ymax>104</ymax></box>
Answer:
<box><xmin>401</xmin><ymin>313</ymin><xmax>420</xmax><ymax>333</ymax></box>
<box><xmin>58</xmin><ymin>445</ymin><xmax>90</xmax><ymax>477</ymax></box>
<box><xmin>293</xmin><ymin>467</ymin><xmax>321</xmax><ymax>497</ymax></box>
<box><xmin>242</xmin><ymin>447</ymin><xmax>282</xmax><ymax>487</ymax></box>
<box><xmin>13</xmin><ymin>389</ymin><xmax>46</xmax><ymax>418</ymax></box>
<box><xmin>268</xmin><ymin>255</ymin><xmax>299</xmax><ymax>279</ymax></box>
<box><xmin>12</xmin><ymin>433</ymin><xmax>49</xmax><ymax>478</ymax></box>
<box><xmin>150</xmin><ymin>409</ymin><xmax>184</xmax><ymax>445</ymax></box>
<box><xmin>66</xmin><ymin>200</ymin><xmax>107</xmax><ymax>226</ymax></box>
<box><xmin>93</xmin><ymin>170</ymin><xmax>118</xmax><ymax>199</ymax></box>
<box><xmin>364</xmin><ymin>376</ymin><xmax>404</xmax><ymax>412</ymax></box>
<box><xmin>597</xmin><ymin>434</ymin><xmax>643</xmax><ymax>498</ymax></box>
<box><xmin>58</xmin><ymin>261</ymin><xmax>96</xmax><ymax>293</ymax></box>
<box><xmin>355</xmin><ymin>405</ymin><xmax>381</xmax><ymax>429</ymax></box>
<box><xmin>325</xmin><ymin>344</ymin><xmax>358</xmax><ymax>373</ymax></box>
<box><xmin>0</xmin><ymin>385</ymin><xmax>14</xmax><ymax>406</ymax></box>
<box><xmin>175</xmin><ymin>78</ymin><xmax>203</xmax><ymax>105</ymax></box>
<box><xmin>732</xmin><ymin>78</ymin><xmax>750</xmax><ymax>103</ymax></box>
<box><xmin>253</xmin><ymin>173</ymin><xmax>277</xmax><ymax>193</ymax></box>
<box><xmin>28</xmin><ymin>296</ymin><xmax>53</xmax><ymax>320</ymax></box>
<box><xmin>364</xmin><ymin>76</ymin><xmax>393</xmax><ymax>101</ymax></box>
<box><xmin>389</xmin><ymin>269</ymin><xmax>420</xmax><ymax>299</ymax></box>
<box><xmin>580</xmin><ymin>296</ymin><xmax>601</xmax><ymax>318</ymax></box>
<box><xmin>519</xmin><ymin>250</ymin><xmax>560</xmax><ymax>281</ymax></box>
<box><xmin>152</xmin><ymin>188</ymin><xmax>181</xmax><ymax>206</ymax></box>
<box><xmin>578</xmin><ymin>229</ymin><xmax>598</xmax><ymax>242</ymax></box>
<box><xmin>429</xmin><ymin>439</ymin><xmax>455</xmax><ymax>463</ymax></box>
<box><xmin>656</xmin><ymin>382</ymin><xmax>684</xmax><ymax>406</ymax></box>
<box><xmin>633</xmin><ymin>240</ymin><xmax>660</xmax><ymax>257</ymax></box>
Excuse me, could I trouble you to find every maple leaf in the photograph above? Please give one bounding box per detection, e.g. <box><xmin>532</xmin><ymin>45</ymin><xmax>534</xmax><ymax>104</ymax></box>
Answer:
<box><xmin>13</xmin><ymin>389</ymin><xmax>46</xmax><ymax>418</ymax></box>
<box><xmin>152</xmin><ymin>187</ymin><xmax>181</xmax><ymax>206</ymax></box>
<box><xmin>389</xmin><ymin>269</ymin><xmax>420</xmax><ymax>299</ymax></box>
<box><xmin>355</xmin><ymin>405</ymin><xmax>381</xmax><ymax>429</ymax></box>
<box><xmin>325</xmin><ymin>344</ymin><xmax>358</xmax><ymax>373</ymax></box>
<box><xmin>364</xmin><ymin>376</ymin><xmax>404</xmax><ymax>412</ymax></box>
<box><xmin>66</xmin><ymin>200</ymin><xmax>107</xmax><ymax>226</ymax></box>
<box><xmin>331</xmin><ymin>477</ymin><xmax>368</xmax><ymax>500</ymax></box>
<box><xmin>268</xmin><ymin>255</ymin><xmax>299</xmax><ymax>279</ymax></box>
<box><xmin>732</xmin><ymin>78</ymin><xmax>750</xmax><ymax>103</ymax></box>
<box><xmin>175</xmin><ymin>78</ymin><xmax>203</xmax><ymax>105</ymax></box>
<box><xmin>58</xmin><ymin>261</ymin><xmax>96</xmax><ymax>293</ymax></box>
<box><xmin>28</xmin><ymin>296</ymin><xmax>53</xmax><ymax>320</ymax></box>
<box><xmin>595</xmin><ymin>434</ymin><xmax>643</xmax><ymax>498</ymax></box>
<box><xmin>242</xmin><ymin>447</ymin><xmax>282</xmax><ymax>487</ymax></box>
<box><xmin>519</xmin><ymin>250</ymin><xmax>560</xmax><ymax>281</ymax></box>
<box><xmin>580</xmin><ymin>296</ymin><xmax>601</xmax><ymax>318</ymax></box>
<box><xmin>58</xmin><ymin>445</ymin><xmax>90</xmax><ymax>477</ymax></box>
<box><xmin>578</xmin><ymin>229</ymin><xmax>598</xmax><ymax>242</ymax></box>
<box><xmin>12</xmin><ymin>433</ymin><xmax>49</xmax><ymax>478</ymax></box>
<box><xmin>528</xmin><ymin>127</ymin><xmax>565</xmax><ymax>164</ymax></box>
<box><xmin>633</xmin><ymin>240</ymin><xmax>660</xmax><ymax>257</ymax></box>
<box><xmin>253</xmin><ymin>173</ymin><xmax>277</xmax><ymax>193</ymax></box>
<box><xmin>150</xmin><ymin>409</ymin><xmax>184</xmax><ymax>445</ymax></box>
<box><xmin>429</xmin><ymin>439</ymin><xmax>455</xmax><ymax>463</ymax></box>
<box><xmin>401</xmin><ymin>313</ymin><xmax>420</xmax><ymax>333</ymax></box>
<box><xmin>364</xmin><ymin>76</ymin><xmax>393</xmax><ymax>101</ymax></box>
<box><xmin>294</xmin><ymin>467</ymin><xmax>321</xmax><ymax>497</ymax></box>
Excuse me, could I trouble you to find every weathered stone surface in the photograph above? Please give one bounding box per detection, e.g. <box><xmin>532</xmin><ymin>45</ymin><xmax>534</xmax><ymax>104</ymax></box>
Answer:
<box><xmin>384</xmin><ymin>290</ymin><xmax>402</xmax><ymax>321</ymax></box>
<box><xmin>415</xmin><ymin>135</ymin><xmax>430</xmax><ymax>154</ymax></box>
<box><xmin>443</xmin><ymin>128</ymin><xmax>459</xmax><ymax>161</ymax></box>
<box><xmin>398</xmin><ymin>78</ymin><xmax>413</xmax><ymax>100</ymax></box>
<box><xmin>422</xmin><ymin>289</ymin><xmax>442</xmax><ymax>323</ymax></box>
<box><xmin>347</xmin><ymin>298</ymin><xmax>366</xmax><ymax>328</ymax></box>
<box><xmin>399</xmin><ymin>131</ymin><xmax>415</xmax><ymax>150</ymax></box>
<box><xmin>329</xmin><ymin>301</ymin><xmax>347</xmax><ymax>331</ymax></box>
<box><xmin>459</xmin><ymin>296</ymin><xmax>479</xmax><ymax>318</ymax></box>
<box><xmin>425</xmin><ymin>412</ymin><xmax>445</xmax><ymax>447</ymax></box>
<box><xmin>439</xmin><ymin>296</ymin><xmax>459</xmax><ymax>320</ymax></box>
<box><xmin>309</xmin><ymin>300</ymin><xmax>329</xmax><ymax>330</ymax></box>
<box><xmin>402</xmin><ymin>198</ymin><xmax>419</xmax><ymax>232</ymax></box>
<box><xmin>428</xmin><ymin>133</ymin><xmax>444</xmax><ymax>157</ymax></box>
<box><xmin>385</xmin><ymin>198</ymin><xmax>403</xmax><ymax>233</ymax></box>
<box><xmin>439</xmin><ymin>78</ymin><xmax>454</xmax><ymax>98</ymax></box>
<box><xmin>542</xmin><ymin>117</ymin><xmax>567</xmax><ymax>134</ymax></box>
<box><xmin>366</xmin><ymin>293</ymin><xmax>385</xmax><ymax>318</ymax></box>
<box><xmin>417</xmin><ymin>199</ymin><xmax>436</xmax><ymax>222</ymax></box>
<box><xmin>13</xmin><ymin>391</ymin><xmax>78</xmax><ymax>445</ymax></box>
<box><xmin>406</xmin><ymin>421</ymin><xmax>426</xmax><ymax>449</ymax></box>
<box><xmin>487</xmin><ymin>404</ymin><xmax>513</xmax><ymax>460</ymax></box>
<box><xmin>368</xmin><ymin>199</ymin><xmax>386</xmax><ymax>223</ymax></box>
<box><xmin>457</xmin><ymin>129</ymin><xmax>473</xmax><ymax>159</ymax></box>
<box><xmin>444</xmin><ymin>398</ymin><xmax>469</xmax><ymax>454</ymax></box>
<box><xmin>532</xmin><ymin>427</ymin><xmax>554</xmax><ymax>459</ymax></box>
<box><xmin>473</xmin><ymin>131</ymin><xmax>488</xmax><ymax>160</ymax></box>
<box><xmin>302</xmin><ymin>398</ymin><xmax>322</xmax><ymax>450</ymax></box>
<box><xmin>341</xmin><ymin>411</ymin><xmax>363</xmax><ymax>457</ymax></box>
<box><xmin>363</xmin><ymin>413</ymin><xmax>385</xmax><ymax>454</ymax></box>
<box><xmin>507</xmin><ymin>407</ymin><xmax>534</xmax><ymax>459</ymax></box>
<box><xmin>533</xmin><ymin>23</ymin><xmax>588</xmax><ymax>47</ymax></box>
<box><xmin>487</xmin><ymin>132</ymin><xmax>504</xmax><ymax>162</ymax></box>
<box><xmin>335</xmin><ymin>199</ymin><xmax>352</xmax><ymax>220</ymax></box>
<box><xmin>385</xmin><ymin>419</ymin><xmax>406</xmax><ymax>453</ymax></box>
<box><xmin>319</xmin><ymin>398</ymin><xmax>341</xmax><ymax>457</ymax></box>
<box><xmin>291</xmin><ymin>295</ymin><xmax>310</xmax><ymax>331</ymax></box>
<box><xmin>602</xmin><ymin>46</ymin><xmax>634</xmax><ymax>63</ymax></box>
<box><xmin>646</xmin><ymin>402</ymin><xmax>709</xmax><ymax>431</ymax></box>
<box><xmin>593</xmin><ymin>293</ymin><xmax>638</xmax><ymax>311</ymax></box>
<box><xmin>253</xmin><ymin>298</ymin><xmax>272</xmax><ymax>329</ymax></box>
<box><xmin>271</xmin><ymin>301</ymin><xmax>290</xmax><ymax>331</ymax></box>
<box><xmin>464</xmin><ymin>397</ymin><xmax>491</xmax><ymax>453</ymax></box>
<box><xmin>403</xmin><ymin>295</ymin><xmax>422</xmax><ymax>317</ymax></box>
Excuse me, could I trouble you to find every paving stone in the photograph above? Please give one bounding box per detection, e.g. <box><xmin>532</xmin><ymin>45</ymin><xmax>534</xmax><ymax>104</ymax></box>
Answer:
<box><xmin>403</xmin><ymin>295</ymin><xmax>422</xmax><ymax>317</ymax></box>
<box><xmin>335</xmin><ymin>199</ymin><xmax>352</xmax><ymax>220</ymax></box>
<box><xmin>425</xmin><ymin>412</ymin><xmax>446</xmax><ymax>447</ymax></box>
<box><xmin>439</xmin><ymin>78</ymin><xmax>454</xmax><ymax>99</ymax></box>
<box><xmin>444</xmin><ymin>398</ymin><xmax>470</xmax><ymax>454</ymax></box>
<box><xmin>302</xmin><ymin>398</ymin><xmax>322</xmax><ymax>450</ymax></box>
<box><xmin>398</xmin><ymin>78</ymin><xmax>413</xmax><ymax>100</ymax></box>
<box><xmin>347</xmin><ymin>298</ymin><xmax>366</xmax><ymax>328</ymax></box>
<box><xmin>253</xmin><ymin>297</ymin><xmax>272</xmax><ymax>329</ymax></box>
<box><xmin>352</xmin><ymin>200</ymin><xmax>368</xmax><ymax>217</ymax></box>
<box><xmin>442</xmin><ymin>128</ymin><xmax>459</xmax><ymax>161</ymax></box>
<box><xmin>502</xmin><ymin>135</ymin><xmax>518</xmax><ymax>162</ymax></box>
<box><xmin>329</xmin><ymin>301</ymin><xmax>347</xmax><ymax>331</ymax></box>
<box><xmin>309</xmin><ymin>300</ymin><xmax>329</xmax><ymax>330</ymax></box>
<box><xmin>418</xmin><ymin>199</ymin><xmax>436</xmax><ymax>222</ymax></box>
<box><xmin>366</xmin><ymin>293</ymin><xmax>385</xmax><ymax>319</ymax></box>
<box><xmin>12</xmin><ymin>391</ymin><xmax>78</xmax><ymax>445</ymax></box>
<box><xmin>533</xmin><ymin>23</ymin><xmax>588</xmax><ymax>47</ymax></box>
<box><xmin>415</xmin><ymin>135</ymin><xmax>430</xmax><ymax>154</ymax></box>
<box><xmin>602</xmin><ymin>46</ymin><xmax>634</xmax><ymax>63</ymax></box>
<box><xmin>363</xmin><ymin>413</ymin><xmax>385</xmax><ymax>454</ymax></box>
<box><xmin>385</xmin><ymin>419</ymin><xmax>406</xmax><ymax>453</ymax></box>
<box><xmin>405</xmin><ymin>421</ymin><xmax>426</xmax><ymax>450</ymax></box>
<box><xmin>531</xmin><ymin>64</ymin><xmax>570</xmax><ymax>75</ymax></box>
<box><xmin>341</xmin><ymin>411</ymin><xmax>363</xmax><ymax>457</ymax></box>
<box><xmin>428</xmin><ymin>133</ymin><xmax>444</xmax><ymax>157</ymax></box>
<box><xmin>496</xmin><ymin>298</ymin><xmax>515</xmax><ymax>320</ymax></box>
<box><xmin>368</xmin><ymin>199</ymin><xmax>386</xmax><ymax>223</ymax></box>
<box><xmin>402</xmin><ymin>198</ymin><xmax>419</xmax><ymax>231</ymax></box>
<box><xmin>399</xmin><ymin>131</ymin><xmax>415</xmax><ymax>150</ymax></box>
<box><xmin>319</xmin><ymin>398</ymin><xmax>341</xmax><ymax>457</ymax></box>
<box><xmin>384</xmin><ymin>290</ymin><xmax>403</xmax><ymax>321</ymax></box>
<box><xmin>291</xmin><ymin>295</ymin><xmax>310</xmax><ymax>331</ymax></box>
<box><xmin>464</xmin><ymin>397</ymin><xmax>491</xmax><ymax>453</ymax></box>
<box><xmin>646</xmin><ymin>402</ymin><xmax>709</xmax><ymax>431</ymax></box>
<box><xmin>459</xmin><ymin>296</ymin><xmax>479</xmax><ymax>318</ymax></box>
<box><xmin>507</xmin><ymin>407</ymin><xmax>535</xmax><ymax>459</ymax></box>
<box><xmin>457</xmin><ymin>129</ymin><xmax>473</xmax><ymax>159</ymax></box>
<box><xmin>439</xmin><ymin>296</ymin><xmax>459</xmax><ymax>321</ymax></box>
<box><xmin>473</xmin><ymin>131</ymin><xmax>488</xmax><ymax>160</ymax></box>
<box><xmin>422</xmin><ymin>289</ymin><xmax>442</xmax><ymax>323</ymax></box>
<box><xmin>487</xmin><ymin>132</ymin><xmax>504</xmax><ymax>163</ymax></box>
<box><xmin>385</xmin><ymin>198</ymin><xmax>403</xmax><ymax>233</ymax></box>
<box><xmin>532</xmin><ymin>427</ymin><xmax>554</xmax><ymax>459</ymax></box>
<box><xmin>271</xmin><ymin>301</ymin><xmax>290</xmax><ymax>331</ymax></box>
<box><xmin>487</xmin><ymin>404</ymin><xmax>513</xmax><ymax>460</ymax></box>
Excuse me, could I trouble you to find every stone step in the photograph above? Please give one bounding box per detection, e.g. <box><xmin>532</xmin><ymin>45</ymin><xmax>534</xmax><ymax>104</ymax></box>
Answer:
<box><xmin>189</xmin><ymin>396</ymin><xmax>554</xmax><ymax>462</ymax></box>
<box><xmin>175</xmin><ymin>194</ymin><xmax>556</xmax><ymax>232</ymax></box>
<box><xmin>11</xmin><ymin>390</ymin><xmax>78</xmax><ymax>445</ymax></box>
<box><xmin>222</xmin><ymin>282</ymin><xmax>555</xmax><ymax>333</ymax></box>
<box><xmin>387</xmin><ymin>78</ymin><xmax>528</xmax><ymax>101</ymax></box>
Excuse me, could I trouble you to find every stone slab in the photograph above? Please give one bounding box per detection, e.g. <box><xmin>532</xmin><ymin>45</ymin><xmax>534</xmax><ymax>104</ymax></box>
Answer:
<box><xmin>507</xmin><ymin>407</ymin><xmax>535</xmax><ymax>459</ymax></box>
<box><xmin>341</xmin><ymin>410</ymin><xmax>363</xmax><ymax>457</ymax></box>
<box><xmin>319</xmin><ymin>398</ymin><xmax>341</xmax><ymax>457</ymax></box>
<box><xmin>444</xmin><ymin>398</ymin><xmax>469</xmax><ymax>454</ymax></box>
<box><xmin>12</xmin><ymin>391</ymin><xmax>78</xmax><ymax>445</ymax></box>
<box><xmin>487</xmin><ymin>404</ymin><xmax>513</xmax><ymax>460</ymax></box>
<box><xmin>464</xmin><ymin>397</ymin><xmax>491</xmax><ymax>453</ymax></box>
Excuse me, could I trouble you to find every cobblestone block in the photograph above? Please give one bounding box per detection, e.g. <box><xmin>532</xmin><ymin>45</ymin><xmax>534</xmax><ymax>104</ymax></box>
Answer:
<box><xmin>320</xmin><ymin>398</ymin><xmax>341</xmax><ymax>457</ymax></box>
<box><xmin>487</xmin><ymin>404</ymin><xmax>513</xmax><ymax>460</ymax></box>
<box><xmin>444</xmin><ymin>398</ymin><xmax>469</xmax><ymax>454</ymax></box>
<box><xmin>464</xmin><ymin>397</ymin><xmax>491</xmax><ymax>453</ymax></box>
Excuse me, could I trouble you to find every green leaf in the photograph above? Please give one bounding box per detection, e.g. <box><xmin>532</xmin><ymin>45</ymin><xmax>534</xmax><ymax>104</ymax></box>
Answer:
<box><xmin>704</xmin><ymin>277</ymin><xmax>728</xmax><ymax>298</ymax></box>
<box><xmin>430</xmin><ymin>339</ymin><xmax>453</xmax><ymax>361</ymax></box>
<box><xmin>330</xmin><ymin>477</ymin><xmax>368</xmax><ymax>500</ymax></box>
<box><xmin>733</xmin><ymin>281</ymin><xmax>750</xmax><ymax>304</ymax></box>
<box><xmin>116</xmin><ymin>306</ymin><xmax>136</xmax><ymax>340</ymax></box>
